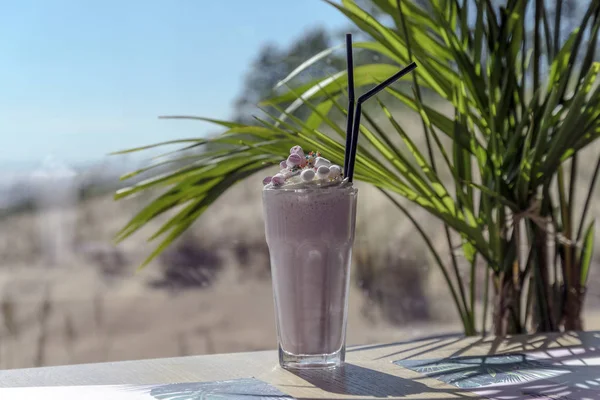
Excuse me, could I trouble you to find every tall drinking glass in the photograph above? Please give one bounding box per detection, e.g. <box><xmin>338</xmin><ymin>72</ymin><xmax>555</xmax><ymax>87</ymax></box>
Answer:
<box><xmin>262</xmin><ymin>185</ymin><xmax>358</xmax><ymax>369</ymax></box>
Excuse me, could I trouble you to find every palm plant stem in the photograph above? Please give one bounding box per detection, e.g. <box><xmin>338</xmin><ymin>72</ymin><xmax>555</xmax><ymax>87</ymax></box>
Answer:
<box><xmin>482</xmin><ymin>267</ymin><xmax>491</xmax><ymax>335</ymax></box>
<box><xmin>553</xmin><ymin>0</ymin><xmax>563</xmax><ymax>54</ymax></box>
<box><xmin>568</xmin><ymin>155</ymin><xmax>578</xmax><ymax>260</ymax></box>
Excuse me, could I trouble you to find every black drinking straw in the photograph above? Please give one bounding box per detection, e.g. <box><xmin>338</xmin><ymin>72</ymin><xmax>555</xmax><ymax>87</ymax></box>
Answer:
<box><xmin>343</xmin><ymin>33</ymin><xmax>355</xmax><ymax>178</ymax></box>
<box><xmin>345</xmin><ymin>61</ymin><xmax>418</xmax><ymax>182</ymax></box>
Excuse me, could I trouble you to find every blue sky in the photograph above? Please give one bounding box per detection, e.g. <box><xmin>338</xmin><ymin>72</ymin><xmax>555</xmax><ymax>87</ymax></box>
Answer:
<box><xmin>0</xmin><ymin>0</ymin><xmax>348</xmax><ymax>169</ymax></box>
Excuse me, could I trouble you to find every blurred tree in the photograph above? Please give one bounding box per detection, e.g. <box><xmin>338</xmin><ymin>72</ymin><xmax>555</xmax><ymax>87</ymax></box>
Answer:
<box><xmin>232</xmin><ymin>27</ymin><xmax>338</xmax><ymax>124</ymax></box>
<box><xmin>232</xmin><ymin>22</ymin><xmax>400</xmax><ymax>125</ymax></box>
<box><xmin>231</xmin><ymin>0</ymin><xmax>595</xmax><ymax>126</ymax></box>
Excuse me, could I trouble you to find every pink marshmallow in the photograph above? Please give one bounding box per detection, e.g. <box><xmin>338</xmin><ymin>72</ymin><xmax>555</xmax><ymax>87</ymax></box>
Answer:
<box><xmin>279</xmin><ymin>160</ymin><xmax>288</xmax><ymax>169</ymax></box>
<box><xmin>271</xmin><ymin>174</ymin><xmax>285</xmax><ymax>186</ymax></box>
<box><xmin>262</xmin><ymin>176</ymin><xmax>272</xmax><ymax>186</ymax></box>
<box><xmin>287</xmin><ymin>153</ymin><xmax>303</xmax><ymax>167</ymax></box>
<box><xmin>290</xmin><ymin>145</ymin><xmax>305</xmax><ymax>158</ymax></box>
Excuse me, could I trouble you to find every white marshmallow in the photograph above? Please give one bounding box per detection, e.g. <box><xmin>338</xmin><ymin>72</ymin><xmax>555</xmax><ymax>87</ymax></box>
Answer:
<box><xmin>329</xmin><ymin>165</ymin><xmax>342</xmax><ymax>179</ymax></box>
<box><xmin>316</xmin><ymin>165</ymin><xmax>330</xmax><ymax>179</ymax></box>
<box><xmin>314</xmin><ymin>157</ymin><xmax>331</xmax><ymax>168</ymax></box>
<box><xmin>300</xmin><ymin>169</ymin><xmax>315</xmax><ymax>182</ymax></box>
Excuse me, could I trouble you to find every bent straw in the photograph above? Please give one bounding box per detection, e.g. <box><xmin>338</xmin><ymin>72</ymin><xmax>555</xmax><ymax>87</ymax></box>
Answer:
<box><xmin>346</xmin><ymin>62</ymin><xmax>418</xmax><ymax>182</ymax></box>
<box><xmin>343</xmin><ymin>33</ymin><xmax>355</xmax><ymax>178</ymax></box>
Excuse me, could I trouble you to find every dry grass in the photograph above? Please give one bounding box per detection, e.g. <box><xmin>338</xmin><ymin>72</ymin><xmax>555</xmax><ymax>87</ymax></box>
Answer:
<box><xmin>0</xmin><ymin>176</ymin><xmax>462</xmax><ymax>369</ymax></box>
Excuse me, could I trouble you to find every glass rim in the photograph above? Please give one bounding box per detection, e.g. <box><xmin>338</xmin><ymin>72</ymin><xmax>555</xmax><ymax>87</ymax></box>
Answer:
<box><xmin>262</xmin><ymin>184</ymin><xmax>358</xmax><ymax>194</ymax></box>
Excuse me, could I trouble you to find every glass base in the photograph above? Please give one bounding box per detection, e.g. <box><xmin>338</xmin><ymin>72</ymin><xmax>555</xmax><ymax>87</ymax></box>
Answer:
<box><xmin>279</xmin><ymin>346</ymin><xmax>344</xmax><ymax>370</ymax></box>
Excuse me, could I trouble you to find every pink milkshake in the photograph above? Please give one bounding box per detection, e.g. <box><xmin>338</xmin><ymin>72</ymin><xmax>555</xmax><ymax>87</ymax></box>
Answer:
<box><xmin>262</xmin><ymin>146</ymin><xmax>357</xmax><ymax>369</ymax></box>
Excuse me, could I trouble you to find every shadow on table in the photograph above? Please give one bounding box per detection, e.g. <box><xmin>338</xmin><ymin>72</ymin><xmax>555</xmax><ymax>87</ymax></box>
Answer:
<box><xmin>286</xmin><ymin>332</ymin><xmax>600</xmax><ymax>399</ymax></box>
<box><xmin>290</xmin><ymin>363</ymin><xmax>446</xmax><ymax>398</ymax></box>
<box><xmin>352</xmin><ymin>330</ymin><xmax>600</xmax><ymax>363</ymax></box>
<box><xmin>394</xmin><ymin>332</ymin><xmax>600</xmax><ymax>400</ymax></box>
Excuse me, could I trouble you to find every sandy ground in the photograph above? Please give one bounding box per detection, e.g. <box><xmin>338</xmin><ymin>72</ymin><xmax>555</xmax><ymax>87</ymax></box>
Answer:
<box><xmin>0</xmin><ymin>263</ymin><xmax>463</xmax><ymax>370</ymax></box>
<box><xmin>2</xmin><ymin>258</ymin><xmax>600</xmax><ymax>371</ymax></box>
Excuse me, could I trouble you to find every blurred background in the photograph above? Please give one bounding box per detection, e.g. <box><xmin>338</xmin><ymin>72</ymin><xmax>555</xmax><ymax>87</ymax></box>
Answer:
<box><xmin>1</xmin><ymin>0</ymin><xmax>598</xmax><ymax>370</ymax></box>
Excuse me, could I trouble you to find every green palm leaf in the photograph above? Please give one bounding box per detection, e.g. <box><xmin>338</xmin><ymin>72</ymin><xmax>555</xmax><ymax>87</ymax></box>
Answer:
<box><xmin>115</xmin><ymin>0</ymin><xmax>600</xmax><ymax>336</ymax></box>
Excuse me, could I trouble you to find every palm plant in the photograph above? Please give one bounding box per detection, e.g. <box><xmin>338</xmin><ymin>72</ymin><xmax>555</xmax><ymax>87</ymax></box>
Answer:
<box><xmin>114</xmin><ymin>0</ymin><xmax>600</xmax><ymax>335</ymax></box>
